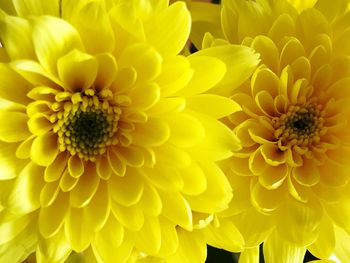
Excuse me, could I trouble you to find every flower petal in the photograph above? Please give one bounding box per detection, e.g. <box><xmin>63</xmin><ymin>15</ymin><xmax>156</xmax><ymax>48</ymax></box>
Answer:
<box><xmin>84</xmin><ymin>180</ymin><xmax>110</xmax><ymax>232</ymax></box>
<box><xmin>0</xmin><ymin>64</ymin><xmax>31</xmax><ymax>104</ymax></box>
<box><xmin>185</xmin><ymin>162</ymin><xmax>232</xmax><ymax>214</ymax></box>
<box><xmin>31</xmin><ymin>132</ymin><xmax>59</xmax><ymax>166</ymax></box>
<box><xmin>32</xmin><ymin>16</ymin><xmax>83</xmax><ymax>75</ymax></box>
<box><xmin>69</xmin><ymin>162</ymin><xmax>100</xmax><ymax>208</ymax></box>
<box><xmin>118</xmin><ymin>43</ymin><xmax>162</xmax><ymax>81</ymax></box>
<box><xmin>166</xmin><ymin>113</ymin><xmax>205</xmax><ymax>148</ymax></box>
<box><xmin>308</xmin><ymin>215</ymin><xmax>335</xmax><ymax>259</ymax></box>
<box><xmin>109</xmin><ymin>168</ymin><xmax>144</xmax><ymax>207</ymax></box>
<box><xmin>139</xmin><ymin>182</ymin><xmax>162</xmax><ymax>216</ymax></box>
<box><xmin>39</xmin><ymin>192</ymin><xmax>69</xmax><ymax>238</ymax></box>
<box><xmin>292</xmin><ymin>158</ymin><xmax>320</xmax><ymax>186</ymax></box>
<box><xmin>7</xmin><ymin>162</ymin><xmax>44</xmax><ymax>214</ymax></box>
<box><xmin>145</xmin><ymin>1</ymin><xmax>190</xmax><ymax>57</ymax></box>
<box><xmin>176</xmin><ymin>55</ymin><xmax>226</xmax><ymax>96</ymax></box>
<box><xmin>167</xmin><ymin>230</ymin><xmax>206</xmax><ymax>263</ymax></box>
<box><xmin>158</xmin><ymin>190</ymin><xmax>193</xmax><ymax>231</ymax></box>
<box><xmin>133</xmin><ymin>118</ymin><xmax>170</xmax><ymax>147</ymax></box>
<box><xmin>44</xmin><ymin>152</ymin><xmax>68</xmax><ymax>182</ymax></box>
<box><xmin>65</xmin><ymin>207</ymin><xmax>94</xmax><ymax>252</ymax></box>
<box><xmin>62</xmin><ymin>0</ymin><xmax>115</xmax><ymax>53</ymax></box>
<box><xmin>134</xmin><ymin>216</ymin><xmax>161</xmax><ymax>255</ymax></box>
<box><xmin>0</xmin><ymin>111</ymin><xmax>30</xmax><ymax>142</ymax></box>
<box><xmin>0</xmin><ymin>14</ymin><xmax>35</xmax><ymax>60</ymax></box>
<box><xmin>12</xmin><ymin>0</ymin><xmax>59</xmax><ymax>16</ymax></box>
<box><xmin>67</xmin><ymin>154</ymin><xmax>84</xmax><ymax>178</ymax></box>
<box><xmin>111</xmin><ymin>201</ymin><xmax>144</xmax><ymax>231</ymax></box>
<box><xmin>57</xmin><ymin>49</ymin><xmax>97</xmax><ymax>92</ymax></box>
<box><xmin>276</xmin><ymin>196</ymin><xmax>322</xmax><ymax>246</ymax></box>
<box><xmin>263</xmin><ymin>230</ymin><xmax>306</xmax><ymax>263</ymax></box>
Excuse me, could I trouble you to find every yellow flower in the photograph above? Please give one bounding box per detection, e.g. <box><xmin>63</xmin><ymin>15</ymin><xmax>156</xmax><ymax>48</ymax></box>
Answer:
<box><xmin>0</xmin><ymin>0</ymin><xmax>259</xmax><ymax>262</ymax></box>
<box><xmin>192</xmin><ymin>0</ymin><xmax>350</xmax><ymax>261</ymax></box>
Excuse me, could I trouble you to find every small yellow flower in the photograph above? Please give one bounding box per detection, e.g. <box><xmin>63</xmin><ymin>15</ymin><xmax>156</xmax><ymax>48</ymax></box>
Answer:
<box><xmin>192</xmin><ymin>0</ymin><xmax>350</xmax><ymax>261</ymax></box>
<box><xmin>0</xmin><ymin>0</ymin><xmax>259</xmax><ymax>262</ymax></box>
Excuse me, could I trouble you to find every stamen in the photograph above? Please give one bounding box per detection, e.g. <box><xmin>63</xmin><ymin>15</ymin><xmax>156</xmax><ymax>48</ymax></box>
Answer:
<box><xmin>272</xmin><ymin>100</ymin><xmax>326</xmax><ymax>150</ymax></box>
<box><xmin>54</xmin><ymin>91</ymin><xmax>120</xmax><ymax>161</ymax></box>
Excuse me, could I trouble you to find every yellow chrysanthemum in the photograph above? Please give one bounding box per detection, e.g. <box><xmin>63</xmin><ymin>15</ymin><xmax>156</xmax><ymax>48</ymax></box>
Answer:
<box><xmin>0</xmin><ymin>0</ymin><xmax>259</xmax><ymax>262</ymax></box>
<box><xmin>192</xmin><ymin>0</ymin><xmax>350</xmax><ymax>262</ymax></box>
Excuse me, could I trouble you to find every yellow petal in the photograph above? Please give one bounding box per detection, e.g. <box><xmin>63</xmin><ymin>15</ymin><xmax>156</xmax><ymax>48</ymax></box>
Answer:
<box><xmin>129</xmin><ymin>83</ymin><xmax>160</xmax><ymax>110</ymax></box>
<box><xmin>111</xmin><ymin>201</ymin><xmax>144</xmax><ymax>231</ymax></box>
<box><xmin>177</xmin><ymin>55</ymin><xmax>225</xmax><ymax>96</ymax></box>
<box><xmin>334</xmin><ymin>225</ymin><xmax>350</xmax><ymax>263</ymax></box>
<box><xmin>116</xmin><ymin>146</ymin><xmax>145</xmax><ymax>167</ymax></box>
<box><xmin>92</xmin><ymin>227</ymin><xmax>132</xmax><ymax>263</ymax></box>
<box><xmin>180</xmin><ymin>162</ymin><xmax>207</xmax><ymax>196</ymax></box>
<box><xmin>251</xmin><ymin>180</ymin><xmax>285</xmax><ymax>213</ymax></box>
<box><xmin>263</xmin><ymin>230</ymin><xmax>306</xmax><ymax>263</ymax></box>
<box><xmin>84</xmin><ymin>180</ymin><xmax>110</xmax><ymax>232</ymax></box>
<box><xmin>192</xmin><ymin>44</ymin><xmax>259</xmax><ymax>95</ymax></box>
<box><xmin>276</xmin><ymin>196</ymin><xmax>322</xmax><ymax>246</ymax></box>
<box><xmin>0</xmin><ymin>141</ymin><xmax>27</xmax><ymax>180</ymax></box>
<box><xmin>7</xmin><ymin>162</ymin><xmax>44</xmax><ymax>214</ymax></box>
<box><xmin>251</xmin><ymin>67</ymin><xmax>280</xmax><ymax>98</ymax></box>
<box><xmin>258</xmin><ymin>164</ymin><xmax>288</xmax><ymax>190</ymax></box>
<box><xmin>68</xmin><ymin>154</ymin><xmax>84</xmax><ymax>178</ymax></box>
<box><xmin>0</xmin><ymin>64</ymin><xmax>31</xmax><ymax>104</ymax></box>
<box><xmin>0</xmin><ymin>111</ymin><xmax>30</xmax><ymax>142</ymax></box>
<box><xmin>59</xmin><ymin>169</ymin><xmax>79</xmax><ymax>192</ymax></box>
<box><xmin>96</xmin><ymin>155</ymin><xmax>112</xmax><ymax>180</ymax></box>
<box><xmin>39</xmin><ymin>192</ymin><xmax>69</xmax><ymax>238</ymax></box>
<box><xmin>109</xmin><ymin>168</ymin><xmax>144</xmax><ymax>207</ymax></box>
<box><xmin>154</xmin><ymin>144</ymin><xmax>191</xmax><ymax>168</ymax></box>
<box><xmin>0</xmin><ymin>214</ymin><xmax>33</xmax><ymax>246</ymax></box>
<box><xmin>167</xmin><ymin>230</ymin><xmax>206</xmax><ymax>263</ymax></box>
<box><xmin>27</xmin><ymin>113</ymin><xmax>54</xmax><ymax>136</ymax></box>
<box><xmin>145</xmin><ymin>164</ymin><xmax>183</xmax><ymax>192</ymax></box>
<box><xmin>62</xmin><ymin>0</ymin><xmax>115</xmax><ymax>54</ymax></box>
<box><xmin>107</xmin><ymin>149</ymin><xmax>126</xmax><ymax>177</ymax></box>
<box><xmin>44</xmin><ymin>152</ymin><xmax>68</xmax><ymax>182</ymax></box>
<box><xmin>315</xmin><ymin>0</ymin><xmax>349</xmax><ymax>21</ymax></box>
<box><xmin>157</xmin><ymin>217</ymin><xmax>178</xmax><ymax>257</ymax></box>
<box><xmin>133</xmin><ymin>118</ymin><xmax>170</xmax><ymax>147</ymax></box>
<box><xmin>40</xmin><ymin>181</ymin><xmax>60</xmax><ymax>207</ymax></box>
<box><xmin>238</xmin><ymin>247</ymin><xmax>260</xmax><ymax>263</ymax></box>
<box><xmin>204</xmin><ymin>218</ymin><xmax>244</xmax><ymax>252</ymax></box>
<box><xmin>308</xmin><ymin>215</ymin><xmax>335</xmax><ymax>259</ymax></box>
<box><xmin>31</xmin><ymin>132</ymin><xmax>58</xmax><ymax>166</ymax></box>
<box><xmin>0</xmin><ymin>13</ymin><xmax>35</xmax><ymax>60</ymax></box>
<box><xmin>118</xmin><ymin>43</ymin><xmax>162</xmax><ymax>81</ymax></box>
<box><xmin>139</xmin><ymin>181</ymin><xmax>162</xmax><ymax>216</ymax></box>
<box><xmin>185</xmin><ymin>162</ymin><xmax>232</xmax><ymax>213</ymax></box>
<box><xmin>32</xmin><ymin>16</ymin><xmax>83</xmax><ymax>75</ymax></box>
<box><xmin>57</xmin><ymin>49</ymin><xmax>97</xmax><ymax>92</ymax></box>
<box><xmin>186</xmin><ymin>94</ymin><xmax>241</xmax><ymax>119</ymax></box>
<box><xmin>187</xmin><ymin>114</ymin><xmax>240</xmax><ymax>161</ymax></box>
<box><xmin>156</xmin><ymin>55</ymin><xmax>192</xmax><ymax>97</ymax></box>
<box><xmin>292</xmin><ymin>158</ymin><xmax>320</xmax><ymax>186</ymax></box>
<box><xmin>70</xmin><ymin>162</ymin><xmax>100</xmax><ymax>208</ymax></box>
<box><xmin>12</xmin><ymin>0</ymin><xmax>59</xmax><ymax>16</ymax></box>
<box><xmin>65</xmin><ymin>207</ymin><xmax>94</xmax><ymax>252</ymax></box>
<box><xmin>95</xmin><ymin>53</ymin><xmax>118</xmax><ymax>89</ymax></box>
<box><xmin>232</xmin><ymin>208</ymin><xmax>272</xmax><ymax>247</ymax></box>
<box><xmin>166</xmin><ymin>113</ymin><xmax>205</xmax><ymax>148</ymax></box>
<box><xmin>134</xmin><ymin>216</ymin><xmax>161</xmax><ymax>255</ymax></box>
<box><xmin>37</xmin><ymin>227</ymin><xmax>71</xmax><ymax>263</ymax></box>
<box><xmin>145</xmin><ymin>1</ymin><xmax>190</xmax><ymax>57</ymax></box>
<box><xmin>158</xmin><ymin>190</ymin><xmax>193</xmax><ymax>231</ymax></box>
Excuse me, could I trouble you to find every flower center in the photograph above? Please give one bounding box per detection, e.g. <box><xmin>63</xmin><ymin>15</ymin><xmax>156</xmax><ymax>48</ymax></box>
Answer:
<box><xmin>55</xmin><ymin>92</ymin><xmax>120</xmax><ymax>161</ymax></box>
<box><xmin>272</xmin><ymin>100</ymin><xmax>326</xmax><ymax>149</ymax></box>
